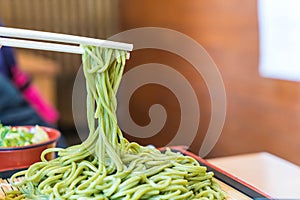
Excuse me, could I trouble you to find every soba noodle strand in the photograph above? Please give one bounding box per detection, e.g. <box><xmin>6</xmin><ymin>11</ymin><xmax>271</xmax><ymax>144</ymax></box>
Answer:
<box><xmin>3</xmin><ymin>46</ymin><xmax>226</xmax><ymax>200</ymax></box>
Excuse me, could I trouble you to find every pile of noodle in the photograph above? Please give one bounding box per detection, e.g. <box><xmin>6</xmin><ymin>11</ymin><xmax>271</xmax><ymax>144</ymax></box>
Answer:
<box><xmin>4</xmin><ymin>45</ymin><xmax>226</xmax><ymax>200</ymax></box>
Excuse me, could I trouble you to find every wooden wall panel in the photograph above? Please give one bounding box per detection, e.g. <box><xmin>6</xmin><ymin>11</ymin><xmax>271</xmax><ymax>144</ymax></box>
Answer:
<box><xmin>119</xmin><ymin>0</ymin><xmax>300</xmax><ymax>165</ymax></box>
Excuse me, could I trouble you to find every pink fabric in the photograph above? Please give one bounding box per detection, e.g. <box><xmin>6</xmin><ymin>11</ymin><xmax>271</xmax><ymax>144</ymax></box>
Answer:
<box><xmin>22</xmin><ymin>86</ymin><xmax>59</xmax><ymax>124</ymax></box>
<box><xmin>11</xmin><ymin>66</ymin><xmax>59</xmax><ymax>124</ymax></box>
<box><xmin>11</xmin><ymin>65</ymin><xmax>27</xmax><ymax>88</ymax></box>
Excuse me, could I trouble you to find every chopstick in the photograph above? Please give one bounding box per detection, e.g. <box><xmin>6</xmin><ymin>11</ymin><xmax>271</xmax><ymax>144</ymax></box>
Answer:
<box><xmin>0</xmin><ymin>27</ymin><xmax>133</xmax><ymax>54</ymax></box>
<box><xmin>0</xmin><ymin>37</ymin><xmax>84</xmax><ymax>54</ymax></box>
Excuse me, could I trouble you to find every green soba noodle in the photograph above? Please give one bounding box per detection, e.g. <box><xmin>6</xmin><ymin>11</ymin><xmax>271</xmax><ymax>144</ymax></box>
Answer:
<box><xmin>4</xmin><ymin>45</ymin><xmax>226</xmax><ymax>200</ymax></box>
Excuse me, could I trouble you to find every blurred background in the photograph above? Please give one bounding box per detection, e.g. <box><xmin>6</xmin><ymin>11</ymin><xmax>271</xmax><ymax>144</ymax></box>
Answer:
<box><xmin>0</xmin><ymin>0</ymin><xmax>299</xmax><ymax>165</ymax></box>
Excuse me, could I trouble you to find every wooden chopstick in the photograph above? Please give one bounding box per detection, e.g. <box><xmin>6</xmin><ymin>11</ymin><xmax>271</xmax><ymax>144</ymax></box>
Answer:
<box><xmin>0</xmin><ymin>37</ymin><xmax>84</xmax><ymax>54</ymax></box>
<box><xmin>0</xmin><ymin>27</ymin><xmax>133</xmax><ymax>53</ymax></box>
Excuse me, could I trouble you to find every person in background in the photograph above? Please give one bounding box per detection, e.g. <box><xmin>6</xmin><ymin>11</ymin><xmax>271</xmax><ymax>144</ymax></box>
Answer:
<box><xmin>0</xmin><ymin>45</ymin><xmax>59</xmax><ymax>126</ymax></box>
<box><xmin>0</xmin><ymin>21</ymin><xmax>66</xmax><ymax>147</ymax></box>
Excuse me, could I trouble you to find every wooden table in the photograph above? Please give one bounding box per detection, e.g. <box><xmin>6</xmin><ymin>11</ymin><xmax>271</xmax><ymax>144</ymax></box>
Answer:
<box><xmin>208</xmin><ymin>152</ymin><xmax>300</xmax><ymax>199</ymax></box>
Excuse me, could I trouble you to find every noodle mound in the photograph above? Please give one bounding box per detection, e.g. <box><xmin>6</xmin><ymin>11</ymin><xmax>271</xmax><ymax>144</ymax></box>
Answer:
<box><xmin>5</xmin><ymin>46</ymin><xmax>226</xmax><ymax>200</ymax></box>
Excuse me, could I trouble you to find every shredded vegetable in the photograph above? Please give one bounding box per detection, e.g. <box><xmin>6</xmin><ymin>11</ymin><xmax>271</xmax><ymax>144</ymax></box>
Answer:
<box><xmin>0</xmin><ymin>124</ymin><xmax>49</xmax><ymax>147</ymax></box>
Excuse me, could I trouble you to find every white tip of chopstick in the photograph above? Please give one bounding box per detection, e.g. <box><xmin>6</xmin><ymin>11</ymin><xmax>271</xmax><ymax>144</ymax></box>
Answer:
<box><xmin>126</xmin><ymin>53</ymin><xmax>130</xmax><ymax>60</ymax></box>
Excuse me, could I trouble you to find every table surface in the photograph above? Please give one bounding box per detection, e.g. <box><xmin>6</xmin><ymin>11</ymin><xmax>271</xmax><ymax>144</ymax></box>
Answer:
<box><xmin>208</xmin><ymin>152</ymin><xmax>300</xmax><ymax>199</ymax></box>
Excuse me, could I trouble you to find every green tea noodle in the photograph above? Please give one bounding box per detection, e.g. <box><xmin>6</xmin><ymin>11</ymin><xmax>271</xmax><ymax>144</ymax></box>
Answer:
<box><xmin>5</xmin><ymin>46</ymin><xmax>226</xmax><ymax>200</ymax></box>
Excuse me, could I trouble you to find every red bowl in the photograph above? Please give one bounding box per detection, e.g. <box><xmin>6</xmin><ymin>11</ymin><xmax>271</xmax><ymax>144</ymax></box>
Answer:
<box><xmin>0</xmin><ymin>126</ymin><xmax>60</xmax><ymax>172</ymax></box>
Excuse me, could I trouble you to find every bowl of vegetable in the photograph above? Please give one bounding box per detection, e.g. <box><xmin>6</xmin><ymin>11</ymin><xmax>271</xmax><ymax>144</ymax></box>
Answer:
<box><xmin>0</xmin><ymin>125</ymin><xmax>60</xmax><ymax>172</ymax></box>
